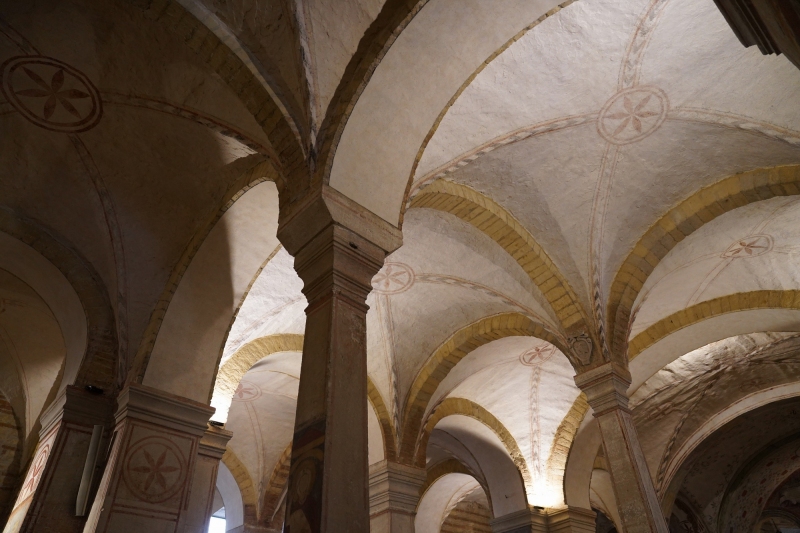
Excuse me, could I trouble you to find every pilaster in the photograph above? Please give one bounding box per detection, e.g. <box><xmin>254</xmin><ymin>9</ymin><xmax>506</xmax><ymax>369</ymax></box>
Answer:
<box><xmin>182</xmin><ymin>426</ymin><xmax>232</xmax><ymax>533</ymax></box>
<box><xmin>369</xmin><ymin>460</ymin><xmax>426</xmax><ymax>533</ymax></box>
<box><xmin>574</xmin><ymin>363</ymin><xmax>668</xmax><ymax>533</ymax></box>
<box><xmin>82</xmin><ymin>383</ymin><xmax>214</xmax><ymax>533</ymax></box>
<box><xmin>3</xmin><ymin>386</ymin><xmax>113</xmax><ymax>533</ymax></box>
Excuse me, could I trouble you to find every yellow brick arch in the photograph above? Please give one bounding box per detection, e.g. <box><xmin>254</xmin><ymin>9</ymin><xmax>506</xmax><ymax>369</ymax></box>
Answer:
<box><xmin>212</xmin><ymin>333</ymin><xmax>398</xmax><ymax>461</ymax></box>
<box><xmin>627</xmin><ymin>290</ymin><xmax>800</xmax><ymax>360</ymax></box>
<box><xmin>420</xmin><ymin>458</ymin><xmax>493</xmax><ymax>512</ymax></box>
<box><xmin>409</xmin><ymin>180</ymin><xmax>589</xmax><ymax>336</ymax></box>
<box><xmin>398</xmin><ymin>313</ymin><xmax>566</xmax><ymax>465</ymax></box>
<box><xmin>221</xmin><ymin>449</ymin><xmax>259</xmax><ymax>522</ymax></box>
<box><xmin>608</xmin><ymin>165</ymin><xmax>800</xmax><ymax>358</ymax></box>
<box><xmin>131</xmin><ymin>159</ymin><xmax>280</xmax><ymax>388</ymax></box>
<box><xmin>545</xmin><ymin>393</ymin><xmax>590</xmax><ymax>505</ymax></box>
<box><xmin>414</xmin><ymin>397</ymin><xmax>531</xmax><ymax>495</ymax></box>
<box><xmin>260</xmin><ymin>443</ymin><xmax>292</xmax><ymax>527</ymax></box>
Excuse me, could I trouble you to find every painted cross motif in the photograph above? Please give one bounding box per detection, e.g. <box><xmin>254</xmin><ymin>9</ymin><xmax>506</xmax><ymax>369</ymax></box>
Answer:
<box><xmin>232</xmin><ymin>380</ymin><xmax>261</xmax><ymax>402</ymax></box>
<box><xmin>598</xmin><ymin>86</ymin><xmax>668</xmax><ymax>145</ymax></box>
<box><xmin>372</xmin><ymin>262</ymin><xmax>415</xmax><ymax>295</ymax></box>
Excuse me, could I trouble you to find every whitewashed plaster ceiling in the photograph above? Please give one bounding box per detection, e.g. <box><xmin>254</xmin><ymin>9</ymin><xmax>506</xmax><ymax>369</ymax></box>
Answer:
<box><xmin>188</xmin><ymin>0</ymin><xmax>385</xmax><ymax>139</ymax></box>
<box><xmin>225</xmin><ymin>352</ymin><xmax>299</xmax><ymax>506</ymax></box>
<box><xmin>220</xmin><ymin>203</ymin><xmax>557</xmax><ymax>411</ymax></box>
<box><xmin>427</xmin><ymin>335</ymin><xmax>580</xmax><ymax>506</ymax></box>
<box><xmin>0</xmin><ymin>0</ymin><xmax>270</xmax><ymax>377</ymax></box>
<box><xmin>221</xmin><ymin>247</ymin><xmax>305</xmax><ymax>365</ymax></box>
<box><xmin>218</xmin><ymin>201</ymin><xmax>577</xmax><ymax>505</ymax></box>
<box><xmin>4</xmin><ymin>0</ymin><xmax>800</xmax><ymax>521</ymax></box>
<box><xmin>224</xmin><ymin>350</ymin><xmax>385</xmax><ymax>508</ymax></box>
<box><xmin>406</xmin><ymin>0</ymin><xmax>800</xmax><ymax>316</ymax></box>
<box><xmin>330</xmin><ymin>0</ymin><xmax>571</xmax><ymax>223</ymax></box>
<box><xmin>0</xmin><ymin>269</ymin><xmax>65</xmax><ymax>436</ymax></box>
<box><xmin>631</xmin><ymin>197</ymin><xmax>800</xmax><ymax>338</ymax></box>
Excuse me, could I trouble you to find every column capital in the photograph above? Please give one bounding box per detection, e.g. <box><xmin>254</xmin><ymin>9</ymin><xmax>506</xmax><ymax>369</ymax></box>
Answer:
<box><xmin>573</xmin><ymin>362</ymin><xmax>632</xmax><ymax>415</ymax></box>
<box><xmin>368</xmin><ymin>460</ymin><xmax>427</xmax><ymax>517</ymax></box>
<box><xmin>38</xmin><ymin>385</ymin><xmax>113</xmax><ymax>436</ymax></box>
<box><xmin>115</xmin><ymin>382</ymin><xmax>214</xmax><ymax>436</ymax></box>
<box><xmin>490</xmin><ymin>507</ymin><xmax>548</xmax><ymax>533</ymax></box>
<box><xmin>198</xmin><ymin>425</ymin><xmax>233</xmax><ymax>460</ymax></box>
<box><xmin>277</xmin><ymin>184</ymin><xmax>402</xmax><ymax>257</ymax></box>
<box><xmin>490</xmin><ymin>506</ymin><xmax>597</xmax><ymax>533</ymax></box>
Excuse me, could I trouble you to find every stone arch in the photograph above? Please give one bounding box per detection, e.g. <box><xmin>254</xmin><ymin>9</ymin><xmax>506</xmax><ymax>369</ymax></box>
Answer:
<box><xmin>314</xmin><ymin>0</ymin><xmax>431</xmax><ymax>188</ymax></box>
<box><xmin>401</xmin><ymin>1</ymin><xmax>576</xmax><ymax>220</ymax></box>
<box><xmin>368</xmin><ymin>379</ymin><xmax>398</xmax><ymax>461</ymax></box>
<box><xmin>326</xmin><ymin>0</ymin><xmax>576</xmax><ymax>226</ymax></box>
<box><xmin>608</xmin><ymin>165</ymin><xmax>800</xmax><ymax>357</ymax></box>
<box><xmin>421</xmin><ymin>458</ymin><xmax>492</xmax><ymax>513</ymax></box>
<box><xmin>130</xmin><ymin>159</ymin><xmax>278</xmax><ymax>389</ymax></box>
<box><xmin>410</xmin><ymin>181</ymin><xmax>587</xmax><ymax>335</ymax></box>
<box><xmin>126</xmin><ymin>0</ymin><xmax>307</xmax><ymax>194</ymax></box>
<box><xmin>415</xmin><ymin>472</ymin><xmax>486</xmax><ymax>533</ymax></box>
<box><xmin>210</xmin><ymin>334</ymin><xmax>304</xmax><ymax>421</ymax></box>
<box><xmin>211</xmin><ymin>333</ymin><xmax>397</xmax><ymax>461</ymax></box>
<box><xmin>415</xmin><ymin>398</ymin><xmax>530</xmax><ymax>487</ymax></box>
<box><xmin>220</xmin><ymin>449</ymin><xmax>259</xmax><ymax>526</ymax></box>
<box><xmin>260</xmin><ymin>442</ymin><xmax>292</xmax><ymax>529</ymax></box>
<box><xmin>628</xmin><ymin>290</ymin><xmax>800</xmax><ymax>360</ymax></box>
<box><xmin>545</xmin><ymin>393</ymin><xmax>590</xmax><ymax>506</ymax></box>
<box><xmin>399</xmin><ymin>312</ymin><xmax>566</xmax><ymax>464</ymax></box>
<box><xmin>0</xmin><ymin>207</ymin><xmax>116</xmax><ymax>393</ymax></box>
<box><xmin>422</xmin><ymin>459</ymin><xmax>482</xmax><ymax>496</ymax></box>
<box><xmin>563</xmin><ymin>416</ymin><xmax>603</xmax><ymax>512</ymax></box>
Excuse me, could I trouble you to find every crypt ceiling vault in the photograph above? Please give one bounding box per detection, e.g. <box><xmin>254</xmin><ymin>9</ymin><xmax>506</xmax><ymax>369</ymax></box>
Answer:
<box><xmin>1</xmin><ymin>0</ymin><xmax>800</xmax><ymax>531</ymax></box>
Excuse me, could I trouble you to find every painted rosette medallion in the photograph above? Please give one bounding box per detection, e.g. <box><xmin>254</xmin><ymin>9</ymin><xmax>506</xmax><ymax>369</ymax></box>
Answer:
<box><xmin>598</xmin><ymin>86</ymin><xmax>668</xmax><ymax>145</ymax></box>
<box><xmin>123</xmin><ymin>435</ymin><xmax>187</xmax><ymax>504</ymax></box>
<box><xmin>1</xmin><ymin>55</ymin><xmax>102</xmax><ymax>133</ymax></box>
<box><xmin>519</xmin><ymin>344</ymin><xmax>556</xmax><ymax>367</ymax></box>
<box><xmin>372</xmin><ymin>262</ymin><xmax>415</xmax><ymax>295</ymax></box>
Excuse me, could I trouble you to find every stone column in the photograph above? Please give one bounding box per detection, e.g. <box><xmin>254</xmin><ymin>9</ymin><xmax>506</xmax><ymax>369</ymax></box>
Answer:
<box><xmin>490</xmin><ymin>506</ymin><xmax>595</xmax><ymax>533</ymax></box>
<box><xmin>2</xmin><ymin>386</ymin><xmax>113</xmax><ymax>533</ymax></box>
<box><xmin>369</xmin><ymin>460</ymin><xmax>426</xmax><ymax>533</ymax></box>
<box><xmin>277</xmin><ymin>186</ymin><xmax>402</xmax><ymax>533</ymax></box>
<box><xmin>182</xmin><ymin>425</ymin><xmax>232</xmax><ymax>533</ymax></box>
<box><xmin>574</xmin><ymin>363</ymin><xmax>668</xmax><ymax>533</ymax></box>
<box><xmin>82</xmin><ymin>383</ymin><xmax>214</xmax><ymax>533</ymax></box>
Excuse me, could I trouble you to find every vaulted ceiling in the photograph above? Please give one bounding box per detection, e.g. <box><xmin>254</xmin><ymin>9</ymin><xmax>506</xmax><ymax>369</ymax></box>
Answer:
<box><xmin>2</xmin><ymin>0</ymin><xmax>800</xmax><ymax>530</ymax></box>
